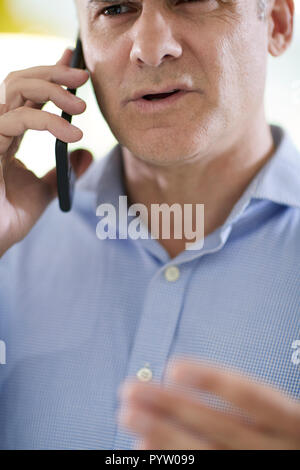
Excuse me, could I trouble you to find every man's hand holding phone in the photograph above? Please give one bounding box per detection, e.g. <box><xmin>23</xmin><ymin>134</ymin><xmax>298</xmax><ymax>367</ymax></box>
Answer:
<box><xmin>0</xmin><ymin>48</ymin><xmax>93</xmax><ymax>257</ymax></box>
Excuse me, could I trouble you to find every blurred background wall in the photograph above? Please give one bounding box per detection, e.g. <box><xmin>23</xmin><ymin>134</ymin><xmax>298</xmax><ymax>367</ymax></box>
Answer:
<box><xmin>0</xmin><ymin>0</ymin><xmax>299</xmax><ymax>177</ymax></box>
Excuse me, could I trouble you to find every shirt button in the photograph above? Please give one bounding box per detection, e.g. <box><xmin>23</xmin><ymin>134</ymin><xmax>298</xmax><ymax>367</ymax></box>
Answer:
<box><xmin>136</xmin><ymin>367</ymin><xmax>153</xmax><ymax>382</ymax></box>
<box><xmin>164</xmin><ymin>265</ymin><xmax>180</xmax><ymax>282</ymax></box>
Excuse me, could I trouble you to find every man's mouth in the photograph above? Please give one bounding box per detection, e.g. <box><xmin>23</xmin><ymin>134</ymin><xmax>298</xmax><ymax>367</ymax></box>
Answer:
<box><xmin>130</xmin><ymin>89</ymin><xmax>191</xmax><ymax>112</ymax></box>
<box><xmin>142</xmin><ymin>90</ymin><xmax>180</xmax><ymax>101</ymax></box>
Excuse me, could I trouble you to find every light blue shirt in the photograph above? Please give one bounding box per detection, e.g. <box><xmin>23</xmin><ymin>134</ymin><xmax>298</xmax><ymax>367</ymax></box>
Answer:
<box><xmin>0</xmin><ymin>124</ymin><xmax>299</xmax><ymax>450</ymax></box>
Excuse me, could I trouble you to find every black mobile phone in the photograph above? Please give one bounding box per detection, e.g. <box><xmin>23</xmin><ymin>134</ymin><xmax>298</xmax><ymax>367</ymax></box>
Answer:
<box><xmin>55</xmin><ymin>36</ymin><xmax>86</xmax><ymax>212</ymax></box>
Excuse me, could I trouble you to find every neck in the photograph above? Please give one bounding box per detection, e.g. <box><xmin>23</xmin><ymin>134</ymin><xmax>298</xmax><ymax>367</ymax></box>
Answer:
<box><xmin>121</xmin><ymin>110</ymin><xmax>275</xmax><ymax>259</ymax></box>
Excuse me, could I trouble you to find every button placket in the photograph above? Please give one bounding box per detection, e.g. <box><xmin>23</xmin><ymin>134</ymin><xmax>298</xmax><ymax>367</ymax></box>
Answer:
<box><xmin>113</xmin><ymin>266</ymin><xmax>188</xmax><ymax>450</ymax></box>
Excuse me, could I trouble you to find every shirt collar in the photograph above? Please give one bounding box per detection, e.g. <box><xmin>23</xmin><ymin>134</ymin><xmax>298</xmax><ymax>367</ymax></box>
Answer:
<box><xmin>76</xmin><ymin>124</ymin><xmax>300</xmax><ymax>225</ymax></box>
<box><xmin>76</xmin><ymin>142</ymin><xmax>125</xmax><ymax>208</ymax></box>
<box><xmin>252</xmin><ymin>124</ymin><xmax>300</xmax><ymax>209</ymax></box>
<box><xmin>222</xmin><ymin>124</ymin><xmax>300</xmax><ymax>230</ymax></box>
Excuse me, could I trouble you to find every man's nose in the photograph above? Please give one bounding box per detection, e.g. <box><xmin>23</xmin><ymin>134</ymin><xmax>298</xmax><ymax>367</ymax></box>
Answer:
<box><xmin>129</xmin><ymin>9</ymin><xmax>182</xmax><ymax>67</ymax></box>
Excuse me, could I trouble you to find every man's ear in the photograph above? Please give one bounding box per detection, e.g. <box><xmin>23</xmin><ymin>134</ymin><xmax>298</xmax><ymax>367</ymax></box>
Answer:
<box><xmin>268</xmin><ymin>0</ymin><xmax>294</xmax><ymax>57</ymax></box>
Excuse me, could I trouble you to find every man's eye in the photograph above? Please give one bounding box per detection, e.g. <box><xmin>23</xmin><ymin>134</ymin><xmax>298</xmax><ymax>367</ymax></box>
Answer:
<box><xmin>102</xmin><ymin>3</ymin><xmax>133</xmax><ymax>17</ymax></box>
<box><xmin>101</xmin><ymin>0</ymin><xmax>211</xmax><ymax>18</ymax></box>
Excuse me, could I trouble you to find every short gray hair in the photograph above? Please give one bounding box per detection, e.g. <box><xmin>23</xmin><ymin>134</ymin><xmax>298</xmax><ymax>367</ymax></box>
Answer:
<box><xmin>257</xmin><ymin>0</ymin><xmax>269</xmax><ymax>21</ymax></box>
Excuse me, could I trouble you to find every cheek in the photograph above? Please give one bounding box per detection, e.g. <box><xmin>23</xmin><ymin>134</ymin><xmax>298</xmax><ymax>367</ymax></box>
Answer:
<box><xmin>199</xmin><ymin>25</ymin><xmax>267</xmax><ymax>115</ymax></box>
<box><xmin>80</xmin><ymin>14</ymin><xmax>126</xmax><ymax>74</ymax></box>
<box><xmin>81</xmin><ymin>31</ymin><xmax>126</xmax><ymax>110</ymax></box>
<box><xmin>82</xmin><ymin>31</ymin><xmax>120</xmax><ymax>72</ymax></box>
<box><xmin>229</xmin><ymin>29</ymin><xmax>268</xmax><ymax>113</ymax></box>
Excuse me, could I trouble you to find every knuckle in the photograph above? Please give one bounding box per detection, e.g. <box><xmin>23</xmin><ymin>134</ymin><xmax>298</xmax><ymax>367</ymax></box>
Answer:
<box><xmin>4</xmin><ymin>72</ymin><xmax>17</xmax><ymax>89</ymax></box>
<box><xmin>13</xmin><ymin>107</ymin><xmax>35</xmax><ymax>127</ymax></box>
<box><xmin>5</xmin><ymin>71</ymin><xmax>16</xmax><ymax>82</ymax></box>
<box><xmin>56</xmin><ymin>113</ymin><xmax>68</xmax><ymax>124</ymax></box>
<box><xmin>54</xmin><ymin>115</ymin><xmax>70</xmax><ymax>130</ymax></box>
<box><xmin>31</xmin><ymin>65</ymin><xmax>50</xmax><ymax>80</ymax></box>
<box><xmin>6</xmin><ymin>71</ymin><xmax>22</xmax><ymax>88</ymax></box>
<box><xmin>35</xmin><ymin>82</ymin><xmax>50</xmax><ymax>100</ymax></box>
<box><xmin>0</xmin><ymin>104</ymin><xmax>10</xmax><ymax>115</ymax></box>
<box><xmin>59</xmin><ymin>85</ymin><xmax>72</xmax><ymax>99</ymax></box>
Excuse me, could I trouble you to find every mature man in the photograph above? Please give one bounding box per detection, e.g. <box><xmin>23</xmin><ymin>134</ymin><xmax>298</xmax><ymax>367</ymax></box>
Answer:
<box><xmin>0</xmin><ymin>0</ymin><xmax>299</xmax><ymax>449</ymax></box>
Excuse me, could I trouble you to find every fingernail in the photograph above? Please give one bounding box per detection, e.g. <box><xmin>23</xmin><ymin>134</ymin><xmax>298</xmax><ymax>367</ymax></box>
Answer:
<box><xmin>70</xmin><ymin>125</ymin><xmax>83</xmax><ymax>136</ymax></box>
<box><xmin>73</xmin><ymin>95</ymin><xmax>84</xmax><ymax>103</ymax></box>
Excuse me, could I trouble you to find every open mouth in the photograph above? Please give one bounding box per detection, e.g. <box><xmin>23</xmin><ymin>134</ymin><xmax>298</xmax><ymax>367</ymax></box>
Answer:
<box><xmin>142</xmin><ymin>90</ymin><xmax>180</xmax><ymax>101</ymax></box>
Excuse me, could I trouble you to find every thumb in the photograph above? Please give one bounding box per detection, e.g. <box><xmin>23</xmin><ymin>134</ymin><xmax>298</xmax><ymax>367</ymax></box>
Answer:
<box><xmin>69</xmin><ymin>148</ymin><xmax>93</xmax><ymax>178</ymax></box>
<box><xmin>56</xmin><ymin>48</ymin><xmax>74</xmax><ymax>66</ymax></box>
<box><xmin>41</xmin><ymin>149</ymin><xmax>93</xmax><ymax>200</ymax></box>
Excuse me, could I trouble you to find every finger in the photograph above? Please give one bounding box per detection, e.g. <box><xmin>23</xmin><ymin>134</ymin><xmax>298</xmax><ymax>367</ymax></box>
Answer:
<box><xmin>3</xmin><ymin>64</ymin><xmax>89</xmax><ymax>96</ymax></box>
<box><xmin>69</xmin><ymin>149</ymin><xmax>93</xmax><ymax>178</ymax></box>
<box><xmin>41</xmin><ymin>149</ymin><xmax>93</xmax><ymax>201</ymax></box>
<box><xmin>41</xmin><ymin>166</ymin><xmax>57</xmax><ymax>201</ymax></box>
<box><xmin>23</xmin><ymin>48</ymin><xmax>82</xmax><ymax>112</ymax></box>
<box><xmin>5</xmin><ymin>77</ymin><xmax>86</xmax><ymax>115</ymax></box>
<box><xmin>118</xmin><ymin>404</ymin><xmax>216</xmax><ymax>450</ymax></box>
<box><xmin>167</xmin><ymin>358</ymin><xmax>300</xmax><ymax>438</ymax></box>
<box><xmin>0</xmin><ymin>107</ymin><xmax>82</xmax><ymax>155</ymax></box>
<box><xmin>119</xmin><ymin>381</ymin><xmax>258</xmax><ymax>449</ymax></box>
<box><xmin>24</xmin><ymin>46</ymin><xmax>71</xmax><ymax>111</ymax></box>
<box><xmin>120</xmin><ymin>381</ymin><xmax>300</xmax><ymax>450</ymax></box>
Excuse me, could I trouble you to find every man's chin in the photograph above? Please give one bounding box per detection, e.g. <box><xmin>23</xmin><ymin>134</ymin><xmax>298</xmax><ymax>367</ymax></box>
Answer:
<box><xmin>121</xmin><ymin>142</ymin><xmax>205</xmax><ymax>167</ymax></box>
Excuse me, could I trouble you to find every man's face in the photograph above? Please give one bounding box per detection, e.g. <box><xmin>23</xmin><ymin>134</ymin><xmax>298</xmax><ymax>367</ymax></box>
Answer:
<box><xmin>76</xmin><ymin>0</ymin><xmax>269</xmax><ymax>165</ymax></box>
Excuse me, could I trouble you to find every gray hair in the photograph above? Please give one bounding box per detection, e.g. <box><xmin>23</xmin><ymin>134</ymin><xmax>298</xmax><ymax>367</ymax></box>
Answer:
<box><xmin>257</xmin><ymin>0</ymin><xmax>269</xmax><ymax>21</ymax></box>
